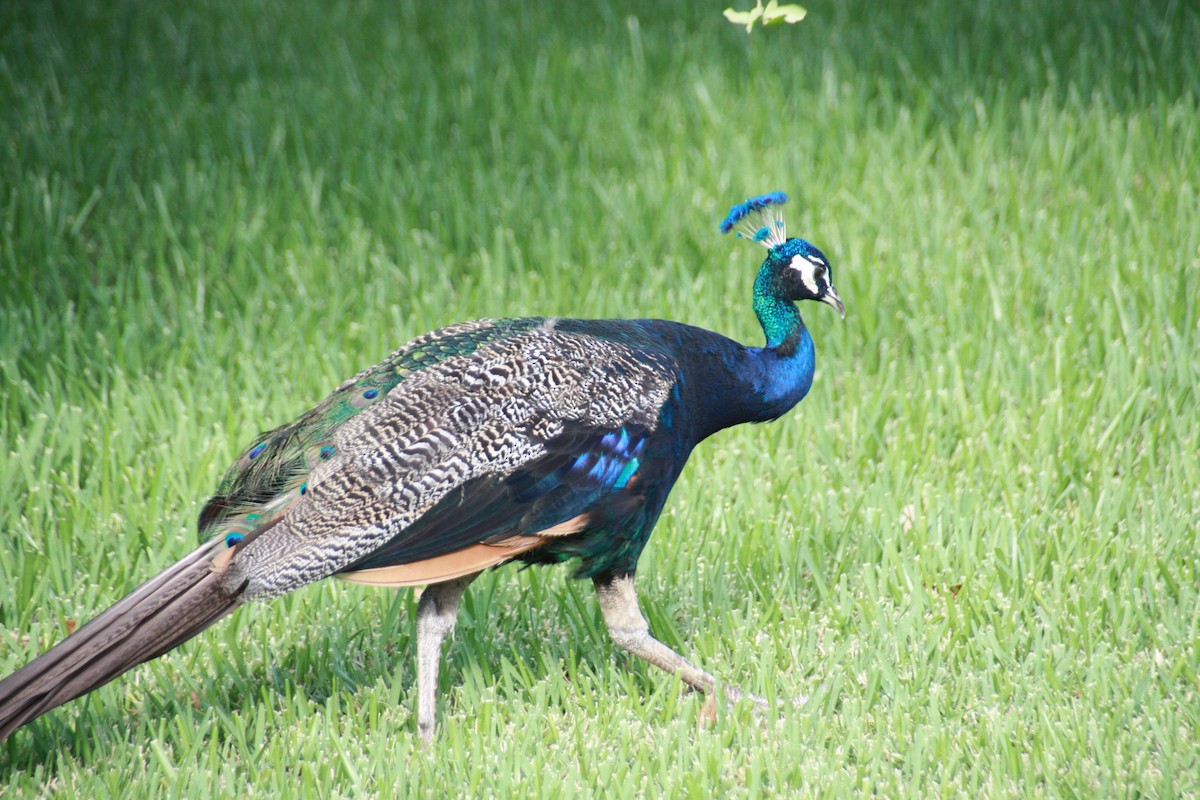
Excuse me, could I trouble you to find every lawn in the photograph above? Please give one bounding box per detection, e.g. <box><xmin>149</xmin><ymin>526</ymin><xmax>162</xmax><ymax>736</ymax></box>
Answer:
<box><xmin>1</xmin><ymin>0</ymin><xmax>1197</xmax><ymax>795</ymax></box>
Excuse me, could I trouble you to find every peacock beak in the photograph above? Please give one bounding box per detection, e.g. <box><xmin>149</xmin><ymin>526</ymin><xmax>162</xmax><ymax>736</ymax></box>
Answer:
<box><xmin>822</xmin><ymin>286</ymin><xmax>846</xmax><ymax>319</ymax></box>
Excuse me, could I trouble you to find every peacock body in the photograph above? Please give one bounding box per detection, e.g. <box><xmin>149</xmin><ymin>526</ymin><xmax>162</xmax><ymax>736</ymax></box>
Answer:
<box><xmin>0</xmin><ymin>193</ymin><xmax>844</xmax><ymax>744</ymax></box>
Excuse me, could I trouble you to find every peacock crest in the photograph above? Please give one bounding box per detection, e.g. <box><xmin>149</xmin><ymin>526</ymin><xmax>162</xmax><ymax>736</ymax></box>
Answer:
<box><xmin>718</xmin><ymin>191</ymin><xmax>789</xmax><ymax>249</ymax></box>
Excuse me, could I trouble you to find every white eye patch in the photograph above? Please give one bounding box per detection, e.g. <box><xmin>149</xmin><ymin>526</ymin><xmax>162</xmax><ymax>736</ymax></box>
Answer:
<box><xmin>788</xmin><ymin>254</ymin><xmax>825</xmax><ymax>295</ymax></box>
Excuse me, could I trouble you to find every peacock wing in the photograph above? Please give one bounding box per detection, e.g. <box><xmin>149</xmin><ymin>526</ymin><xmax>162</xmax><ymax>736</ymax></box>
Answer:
<box><xmin>333</xmin><ymin>421</ymin><xmax>654</xmax><ymax>585</ymax></box>
<box><xmin>196</xmin><ymin>318</ymin><xmax>550</xmax><ymax>561</ymax></box>
<box><xmin>222</xmin><ymin>321</ymin><xmax>678</xmax><ymax>599</ymax></box>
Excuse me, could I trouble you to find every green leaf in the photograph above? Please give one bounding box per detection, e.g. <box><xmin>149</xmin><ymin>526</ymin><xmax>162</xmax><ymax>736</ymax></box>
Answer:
<box><xmin>724</xmin><ymin>1</ymin><xmax>806</xmax><ymax>33</ymax></box>
<box><xmin>762</xmin><ymin>1</ymin><xmax>807</xmax><ymax>26</ymax></box>
<box><xmin>723</xmin><ymin>3</ymin><xmax>765</xmax><ymax>34</ymax></box>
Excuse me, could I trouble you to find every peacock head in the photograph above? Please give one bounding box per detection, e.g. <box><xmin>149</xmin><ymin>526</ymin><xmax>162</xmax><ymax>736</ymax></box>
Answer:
<box><xmin>720</xmin><ymin>192</ymin><xmax>845</xmax><ymax>318</ymax></box>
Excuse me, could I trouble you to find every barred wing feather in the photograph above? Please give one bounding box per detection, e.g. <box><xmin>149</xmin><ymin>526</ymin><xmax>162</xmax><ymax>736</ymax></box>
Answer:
<box><xmin>221</xmin><ymin>321</ymin><xmax>677</xmax><ymax>599</ymax></box>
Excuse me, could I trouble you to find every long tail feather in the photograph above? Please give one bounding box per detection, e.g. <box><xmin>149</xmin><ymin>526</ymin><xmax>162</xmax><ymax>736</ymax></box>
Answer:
<box><xmin>0</xmin><ymin>540</ymin><xmax>246</xmax><ymax>741</ymax></box>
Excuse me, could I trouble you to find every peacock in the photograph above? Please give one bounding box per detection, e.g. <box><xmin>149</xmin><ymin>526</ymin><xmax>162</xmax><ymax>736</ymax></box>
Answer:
<box><xmin>0</xmin><ymin>192</ymin><xmax>844</xmax><ymax>744</ymax></box>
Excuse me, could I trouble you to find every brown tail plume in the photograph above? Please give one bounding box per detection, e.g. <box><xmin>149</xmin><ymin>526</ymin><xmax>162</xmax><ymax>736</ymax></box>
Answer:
<box><xmin>0</xmin><ymin>540</ymin><xmax>246</xmax><ymax>741</ymax></box>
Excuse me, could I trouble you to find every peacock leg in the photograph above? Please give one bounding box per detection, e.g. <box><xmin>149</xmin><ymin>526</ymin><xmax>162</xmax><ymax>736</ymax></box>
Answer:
<box><xmin>414</xmin><ymin>572</ymin><xmax>478</xmax><ymax>744</ymax></box>
<box><xmin>592</xmin><ymin>573</ymin><xmax>768</xmax><ymax>712</ymax></box>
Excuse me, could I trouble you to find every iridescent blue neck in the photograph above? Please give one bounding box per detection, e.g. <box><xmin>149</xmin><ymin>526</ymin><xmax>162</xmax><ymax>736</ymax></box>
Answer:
<box><xmin>754</xmin><ymin>263</ymin><xmax>802</xmax><ymax>351</ymax></box>
<box><xmin>744</xmin><ymin>268</ymin><xmax>816</xmax><ymax>421</ymax></box>
<box><xmin>756</xmin><ymin>295</ymin><xmax>803</xmax><ymax>352</ymax></box>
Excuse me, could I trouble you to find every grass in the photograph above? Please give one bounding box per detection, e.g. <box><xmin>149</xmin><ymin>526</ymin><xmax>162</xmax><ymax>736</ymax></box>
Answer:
<box><xmin>1</xmin><ymin>0</ymin><xmax>1197</xmax><ymax>795</ymax></box>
